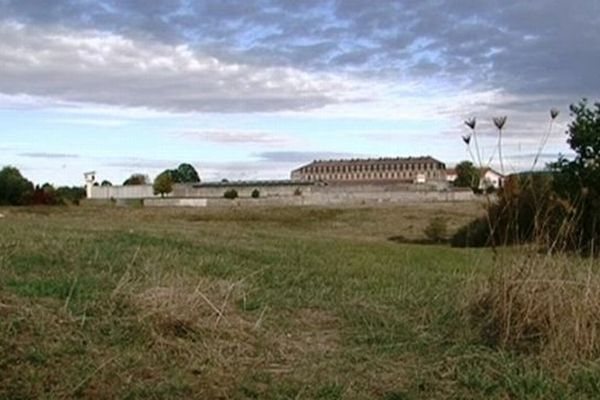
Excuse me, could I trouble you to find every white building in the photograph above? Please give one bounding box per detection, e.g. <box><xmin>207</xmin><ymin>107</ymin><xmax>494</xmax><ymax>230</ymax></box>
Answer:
<box><xmin>446</xmin><ymin>166</ymin><xmax>504</xmax><ymax>190</ymax></box>
<box><xmin>479</xmin><ymin>168</ymin><xmax>504</xmax><ymax>190</ymax></box>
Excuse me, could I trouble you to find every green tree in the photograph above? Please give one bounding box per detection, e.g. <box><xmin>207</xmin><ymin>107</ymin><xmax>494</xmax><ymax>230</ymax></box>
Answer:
<box><xmin>551</xmin><ymin>99</ymin><xmax>600</xmax><ymax>251</ymax></box>
<box><xmin>453</xmin><ymin>161</ymin><xmax>480</xmax><ymax>190</ymax></box>
<box><xmin>153</xmin><ymin>171</ymin><xmax>173</xmax><ymax>197</ymax></box>
<box><xmin>101</xmin><ymin>180</ymin><xmax>112</xmax><ymax>186</ymax></box>
<box><xmin>0</xmin><ymin>166</ymin><xmax>34</xmax><ymax>205</ymax></box>
<box><xmin>158</xmin><ymin>164</ymin><xmax>200</xmax><ymax>184</ymax></box>
<box><xmin>175</xmin><ymin>163</ymin><xmax>200</xmax><ymax>183</ymax></box>
<box><xmin>123</xmin><ymin>173</ymin><xmax>149</xmax><ymax>185</ymax></box>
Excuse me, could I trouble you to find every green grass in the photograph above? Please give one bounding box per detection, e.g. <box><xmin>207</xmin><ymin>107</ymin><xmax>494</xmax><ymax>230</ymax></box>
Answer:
<box><xmin>0</xmin><ymin>203</ymin><xmax>598</xmax><ymax>399</ymax></box>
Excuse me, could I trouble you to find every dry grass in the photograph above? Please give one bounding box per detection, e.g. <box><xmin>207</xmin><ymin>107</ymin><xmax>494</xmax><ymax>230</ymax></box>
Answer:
<box><xmin>3</xmin><ymin>203</ymin><xmax>600</xmax><ymax>398</ymax></box>
<box><xmin>128</xmin><ymin>275</ymin><xmax>346</xmax><ymax>398</ymax></box>
<box><xmin>471</xmin><ymin>251</ymin><xmax>600</xmax><ymax>364</ymax></box>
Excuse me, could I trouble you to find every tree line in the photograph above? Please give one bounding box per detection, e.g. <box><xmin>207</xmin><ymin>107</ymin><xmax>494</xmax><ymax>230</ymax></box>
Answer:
<box><xmin>0</xmin><ymin>167</ymin><xmax>86</xmax><ymax>206</ymax></box>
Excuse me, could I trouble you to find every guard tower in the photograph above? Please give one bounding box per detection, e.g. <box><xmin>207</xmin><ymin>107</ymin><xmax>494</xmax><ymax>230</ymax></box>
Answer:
<box><xmin>84</xmin><ymin>171</ymin><xmax>96</xmax><ymax>199</ymax></box>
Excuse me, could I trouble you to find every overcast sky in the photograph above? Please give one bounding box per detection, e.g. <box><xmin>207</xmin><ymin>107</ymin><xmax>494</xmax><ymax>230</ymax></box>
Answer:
<box><xmin>1</xmin><ymin>0</ymin><xmax>598</xmax><ymax>185</ymax></box>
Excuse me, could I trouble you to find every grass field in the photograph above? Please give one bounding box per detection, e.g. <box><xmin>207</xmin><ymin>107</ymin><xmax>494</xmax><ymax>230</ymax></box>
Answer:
<box><xmin>1</xmin><ymin>203</ymin><xmax>600</xmax><ymax>399</ymax></box>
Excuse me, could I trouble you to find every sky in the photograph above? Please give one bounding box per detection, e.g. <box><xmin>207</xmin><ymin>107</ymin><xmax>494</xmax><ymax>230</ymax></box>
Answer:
<box><xmin>0</xmin><ymin>0</ymin><xmax>598</xmax><ymax>186</ymax></box>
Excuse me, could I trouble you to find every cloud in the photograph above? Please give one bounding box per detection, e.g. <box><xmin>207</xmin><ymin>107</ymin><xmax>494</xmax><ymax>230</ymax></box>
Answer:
<box><xmin>254</xmin><ymin>151</ymin><xmax>359</xmax><ymax>163</ymax></box>
<box><xmin>19</xmin><ymin>152</ymin><xmax>79</xmax><ymax>159</ymax></box>
<box><xmin>0</xmin><ymin>0</ymin><xmax>597</xmax><ymax>178</ymax></box>
<box><xmin>179</xmin><ymin>130</ymin><xmax>300</xmax><ymax>146</ymax></box>
<box><xmin>0</xmin><ymin>21</ymin><xmax>360</xmax><ymax>113</ymax></box>
<box><xmin>1</xmin><ymin>1</ymin><xmax>596</xmax><ymax>118</ymax></box>
<box><xmin>101</xmin><ymin>157</ymin><xmax>176</xmax><ymax>170</ymax></box>
<box><xmin>48</xmin><ymin>118</ymin><xmax>130</xmax><ymax>127</ymax></box>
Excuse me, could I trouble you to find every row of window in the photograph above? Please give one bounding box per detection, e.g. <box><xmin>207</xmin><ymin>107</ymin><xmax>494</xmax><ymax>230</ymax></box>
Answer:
<box><xmin>303</xmin><ymin>171</ymin><xmax>441</xmax><ymax>181</ymax></box>
<box><xmin>302</xmin><ymin>162</ymin><xmax>444</xmax><ymax>174</ymax></box>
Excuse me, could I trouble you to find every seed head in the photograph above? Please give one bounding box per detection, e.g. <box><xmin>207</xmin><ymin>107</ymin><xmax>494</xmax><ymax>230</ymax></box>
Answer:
<box><xmin>464</xmin><ymin>117</ymin><xmax>476</xmax><ymax>130</ymax></box>
<box><xmin>493</xmin><ymin>116</ymin><xmax>507</xmax><ymax>130</ymax></box>
<box><xmin>550</xmin><ymin>108</ymin><xmax>559</xmax><ymax>120</ymax></box>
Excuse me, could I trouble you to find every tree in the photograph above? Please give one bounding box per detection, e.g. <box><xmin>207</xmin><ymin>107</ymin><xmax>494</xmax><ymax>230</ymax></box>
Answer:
<box><xmin>123</xmin><ymin>173</ymin><xmax>149</xmax><ymax>185</ymax></box>
<box><xmin>175</xmin><ymin>163</ymin><xmax>200</xmax><ymax>183</ymax></box>
<box><xmin>101</xmin><ymin>180</ymin><xmax>112</xmax><ymax>186</ymax></box>
<box><xmin>551</xmin><ymin>99</ymin><xmax>600</xmax><ymax>252</ymax></box>
<box><xmin>251</xmin><ymin>189</ymin><xmax>260</xmax><ymax>198</ymax></box>
<box><xmin>158</xmin><ymin>163</ymin><xmax>200</xmax><ymax>185</ymax></box>
<box><xmin>153</xmin><ymin>171</ymin><xmax>173</xmax><ymax>197</ymax></box>
<box><xmin>453</xmin><ymin>161</ymin><xmax>480</xmax><ymax>190</ymax></box>
<box><xmin>0</xmin><ymin>166</ymin><xmax>34</xmax><ymax>205</ymax></box>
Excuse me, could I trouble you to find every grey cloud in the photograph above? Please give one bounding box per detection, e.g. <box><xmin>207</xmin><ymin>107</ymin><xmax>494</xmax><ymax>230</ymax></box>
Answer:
<box><xmin>0</xmin><ymin>0</ymin><xmax>598</xmax><ymax>116</ymax></box>
<box><xmin>101</xmin><ymin>157</ymin><xmax>178</xmax><ymax>170</ymax></box>
<box><xmin>0</xmin><ymin>22</ymin><xmax>349</xmax><ymax>113</ymax></box>
<box><xmin>19</xmin><ymin>152</ymin><xmax>79</xmax><ymax>159</ymax></box>
<box><xmin>181</xmin><ymin>130</ymin><xmax>298</xmax><ymax>146</ymax></box>
<box><xmin>254</xmin><ymin>151</ymin><xmax>359</xmax><ymax>163</ymax></box>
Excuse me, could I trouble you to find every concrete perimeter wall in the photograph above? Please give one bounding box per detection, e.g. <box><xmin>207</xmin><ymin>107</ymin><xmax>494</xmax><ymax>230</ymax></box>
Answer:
<box><xmin>203</xmin><ymin>189</ymin><xmax>475</xmax><ymax>207</ymax></box>
<box><xmin>88</xmin><ymin>181</ymin><xmax>476</xmax><ymax>207</ymax></box>
<box><xmin>145</xmin><ymin>198</ymin><xmax>208</xmax><ymax>207</ymax></box>
<box><xmin>171</xmin><ymin>183</ymin><xmax>312</xmax><ymax>198</ymax></box>
<box><xmin>171</xmin><ymin>181</ymin><xmax>447</xmax><ymax>199</ymax></box>
<box><xmin>90</xmin><ymin>184</ymin><xmax>156</xmax><ymax>199</ymax></box>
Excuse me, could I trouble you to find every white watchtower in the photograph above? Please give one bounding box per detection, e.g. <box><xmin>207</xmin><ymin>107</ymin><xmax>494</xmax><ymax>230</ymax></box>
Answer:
<box><xmin>84</xmin><ymin>171</ymin><xmax>96</xmax><ymax>199</ymax></box>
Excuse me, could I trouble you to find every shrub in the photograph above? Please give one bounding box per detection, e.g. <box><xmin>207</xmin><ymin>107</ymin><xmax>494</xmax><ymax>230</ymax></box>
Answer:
<box><xmin>451</xmin><ymin>172</ymin><xmax>565</xmax><ymax>249</ymax></box>
<box><xmin>450</xmin><ymin>217</ymin><xmax>490</xmax><ymax>247</ymax></box>
<box><xmin>294</xmin><ymin>188</ymin><xmax>302</xmax><ymax>196</ymax></box>
<box><xmin>456</xmin><ymin>100</ymin><xmax>600</xmax><ymax>254</ymax></box>
<box><xmin>423</xmin><ymin>217</ymin><xmax>448</xmax><ymax>243</ymax></box>
<box><xmin>550</xmin><ymin>99</ymin><xmax>600</xmax><ymax>254</ymax></box>
<box><xmin>0</xmin><ymin>166</ymin><xmax>34</xmax><ymax>205</ymax></box>
<box><xmin>31</xmin><ymin>184</ymin><xmax>63</xmax><ymax>205</ymax></box>
<box><xmin>251</xmin><ymin>189</ymin><xmax>260</xmax><ymax>199</ymax></box>
<box><xmin>56</xmin><ymin>186</ymin><xmax>86</xmax><ymax>205</ymax></box>
<box><xmin>224</xmin><ymin>189</ymin><xmax>238</xmax><ymax>199</ymax></box>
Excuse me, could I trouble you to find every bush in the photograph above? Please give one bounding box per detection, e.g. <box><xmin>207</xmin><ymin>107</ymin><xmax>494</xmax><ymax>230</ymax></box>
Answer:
<box><xmin>31</xmin><ymin>184</ymin><xmax>63</xmax><ymax>205</ymax></box>
<box><xmin>423</xmin><ymin>217</ymin><xmax>448</xmax><ymax>243</ymax></box>
<box><xmin>294</xmin><ymin>188</ymin><xmax>302</xmax><ymax>196</ymax></box>
<box><xmin>56</xmin><ymin>186</ymin><xmax>86</xmax><ymax>205</ymax></box>
<box><xmin>455</xmin><ymin>100</ymin><xmax>600</xmax><ymax>253</ymax></box>
<box><xmin>251</xmin><ymin>189</ymin><xmax>260</xmax><ymax>199</ymax></box>
<box><xmin>450</xmin><ymin>217</ymin><xmax>490</xmax><ymax>247</ymax></box>
<box><xmin>224</xmin><ymin>189</ymin><xmax>238</xmax><ymax>199</ymax></box>
<box><xmin>0</xmin><ymin>166</ymin><xmax>34</xmax><ymax>205</ymax></box>
<box><xmin>550</xmin><ymin>99</ymin><xmax>600</xmax><ymax>254</ymax></box>
<box><xmin>451</xmin><ymin>172</ymin><xmax>563</xmax><ymax>248</ymax></box>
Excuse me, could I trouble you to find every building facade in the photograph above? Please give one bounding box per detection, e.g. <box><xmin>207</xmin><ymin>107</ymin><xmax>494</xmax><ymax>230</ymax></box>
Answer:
<box><xmin>291</xmin><ymin>156</ymin><xmax>447</xmax><ymax>184</ymax></box>
<box><xmin>479</xmin><ymin>168</ymin><xmax>504</xmax><ymax>189</ymax></box>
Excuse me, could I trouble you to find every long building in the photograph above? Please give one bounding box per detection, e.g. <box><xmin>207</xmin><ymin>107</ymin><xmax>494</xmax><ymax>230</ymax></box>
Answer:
<box><xmin>291</xmin><ymin>156</ymin><xmax>447</xmax><ymax>184</ymax></box>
